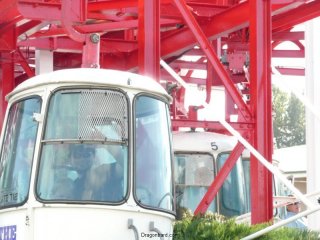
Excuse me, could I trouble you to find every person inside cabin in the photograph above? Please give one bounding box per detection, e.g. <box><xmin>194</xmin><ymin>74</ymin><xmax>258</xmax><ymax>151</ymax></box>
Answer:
<box><xmin>84</xmin><ymin>146</ymin><xmax>123</xmax><ymax>202</ymax></box>
<box><xmin>283</xmin><ymin>195</ymin><xmax>307</xmax><ymax>230</ymax></box>
<box><xmin>70</xmin><ymin>144</ymin><xmax>123</xmax><ymax>201</ymax></box>
<box><xmin>70</xmin><ymin>144</ymin><xmax>95</xmax><ymax>200</ymax></box>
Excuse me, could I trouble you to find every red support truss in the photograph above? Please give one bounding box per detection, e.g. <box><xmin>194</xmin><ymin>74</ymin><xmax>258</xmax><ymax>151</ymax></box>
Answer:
<box><xmin>138</xmin><ymin>0</ymin><xmax>160</xmax><ymax>80</ymax></box>
<box><xmin>249</xmin><ymin>0</ymin><xmax>273</xmax><ymax>224</ymax></box>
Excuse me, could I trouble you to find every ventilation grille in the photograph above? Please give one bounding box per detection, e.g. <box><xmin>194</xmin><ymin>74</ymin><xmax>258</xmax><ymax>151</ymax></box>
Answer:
<box><xmin>78</xmin><ymin>90</ymin><xmax>128</xmax><ymax>142</ymax></box>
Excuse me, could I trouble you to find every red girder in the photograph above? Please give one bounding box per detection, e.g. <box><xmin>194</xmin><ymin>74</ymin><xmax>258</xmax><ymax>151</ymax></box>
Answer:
<box><xmin>15</xmin><ymin>48</ymin><xmax>35</xmax><ymax>78</ymax></box>
<box><xmin>0</xmin><ymin>26</ymin><xmax>16</xmax><ymax>52</ymax></box>
<box><xmin>18</xmin><ymin>37</ymin><xmax>82</xmax><ymax>51</ymax></box>
<box><xmin>88</xmin><ymin>0</ymin><xmax>138</xmax><ymax>10</ymax></box>
<box><xmin>0</xmin><ymin>51</ymin><xmax>15</xmax><ymax>125</ymax></box>
<box><xmin>127</xmin><ymin>1</ymin><xmax>312</xmax><ymax>69</ymax></box>
<box><xmin>10</xmin><ymin>1</ymin><xmax>318</xmax><ymax>72</ymax></box>
<box><xmin>249</xmin><ymin>0</ymin><xmax>273</xmax><ymax>223</ymax></box>
<box><xmin>172</xmin><ymin>0</ymin><xmax>252</xmax><ymax>121</ymax></box>
<box><xmin>275</xmin><ymin>67</ymin><xmax>305</xmax><ymax>76</ymax></box>
<box><xmin>138</xmin><ymin>0</ymin><xmax>160</xmax><ymax>80</ymax></box>
<box><xmin>16</xmin><ymin>20</ymin><xmax>42</xmax><ymax>37</ymax></box>
<box><xmin>273</xmin><ymin>0</ymin><xmax>320</xmax><ymax>33</ymax></box>
<box><xmin>172</xmin><ymin>119</ymin><xmax>254</xmax><ymax>132</ymax></box>
<box><xmin>0</xmin><ymin>0</ymin><xmax>21</xmax><ymax>23</ymax></box>
<box><xmin>273</xmin><ymin>31</ymin><xmax>304</xmax><ymax>41</ymax></box>
<box><xmin>273</xmin><ymin>49</ymin><xmax>304</xmax><ymax>58</ymax></box>
<box><xmin>156</xmin><ymin>2</ymin><xmax>250</xmax><ymax>60</ymax></box>
<box><xmin>76</xmin><ymin>18</ymin><xmax>183</xmax><ymax>34</ymax></box>
<box><xmin>18</xmin><ymin>1</ymin><xmax>62</xmax><ymax>21</ymax></box>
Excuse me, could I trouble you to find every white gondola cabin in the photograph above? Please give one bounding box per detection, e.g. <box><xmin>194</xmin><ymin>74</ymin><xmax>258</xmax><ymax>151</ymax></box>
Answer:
<box><xmin>0</xmin><ymin>68</ymin><xmax>174</xmax><ymax>240</ymax></box>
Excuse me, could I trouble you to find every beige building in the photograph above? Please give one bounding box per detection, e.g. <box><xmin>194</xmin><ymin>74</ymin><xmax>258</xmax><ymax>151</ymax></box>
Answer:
<box><xmin>273</xmin><ymin>145</ymin><xmax>307</xmax><ymax>194</ymax></box>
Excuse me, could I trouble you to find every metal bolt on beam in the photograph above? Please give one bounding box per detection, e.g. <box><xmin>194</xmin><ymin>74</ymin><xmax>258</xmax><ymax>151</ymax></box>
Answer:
<box><xmin>90</xmin><ymin>33</ymin><xmax>100</xmax><ymax>44</ymax></box>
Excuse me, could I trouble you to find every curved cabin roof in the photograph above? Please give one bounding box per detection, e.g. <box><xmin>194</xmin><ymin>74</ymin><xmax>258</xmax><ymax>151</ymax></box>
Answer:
<box><xmin>7</xmin><ymin>68</ymin><xmax>171</xmax><ymax>102</ymax></box>
<box><xmin>172</xmin><ymin>131</ymin><xmax>237</xmax><ymax>154</ymax></box>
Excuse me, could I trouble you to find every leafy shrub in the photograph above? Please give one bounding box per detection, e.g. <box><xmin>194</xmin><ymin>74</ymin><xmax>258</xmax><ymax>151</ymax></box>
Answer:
<box><xmin>173</xmin><ymin>212</ymin><xmax>320</xmax><ymax>240</ymax></box>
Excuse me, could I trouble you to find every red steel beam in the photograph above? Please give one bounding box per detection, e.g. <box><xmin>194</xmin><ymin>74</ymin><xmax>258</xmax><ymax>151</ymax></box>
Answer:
<box><xmin>0</xmin><ymin>0</ymin><xmax>21</xmax><ymax>23</ymax></box>
<box><xmin>15</xmin><ymin>1</ymin><xmax>319</xmax><ymax>73</ymax></box>
<box><xmin>15</xmin><ymin>48</ymin><xmax>35</xmax><ymax>78</ymax></box>
<box><xmin>161</xmin><ymin>72</ymin><xmax>246</xmax><ymax>86</ymax></box>
<box><xmin>0</xmin><ymin>24</ymin><xmax>16</xmax><ymax>52</ymax></box>
<box><xmin>275</xmin><ymin>67</ymin><xmax>304</xmax><ymax>76</ymax></box>
<box><xmin>176</xmin><ymin>48</ymin><xmax>305</xmax><ymax>59</ymax></box>
<box><xmin>74</xmin><ymin>18</ymin><xmax>182</xmax><ymax>34</ymax></box>
<box><xmin>194</xmin><ymin>142</ymin><xmax>245</xmax><ymax>215</ymax></box>
<box><xmin>249</xmin><ymin>0</ymin><xmax>273</xmax><ymax>224</ymax></box>
<box><xmin>18</xmin><ymin>36</ymin><xmax>138</xmax><ymax>54</ymax></box>
<box><xmin>26</xmin><ymin>18</ymin><xmax>181</xmax><ymax>37</ymax></box>
<box><xmin>138</xmin><ymin>0</ymin><xmax>160</xmax><ymax>81</ymax></box>
<box><xmin>18</xmin><ymin>1</ymin><xmax>61</xmax><ymax>21</ymax></box>
<box><xmin>0</xmin><ymin>53</ymin><xmax>15</xmax><ymax>126</ymax></box>
<box><xmin>28</xmin><ymin>26</ymin><xmax>67</xmax><ymax>39</ymax></box>
<box><xmin>0</xmin><ymin>25</ymin><xmax>16</xmax><ymax>124</ymax></box>
<box><xmin>292</xmin><ymin>40</ymin><xmax>304</xmax><ymax>50</ymax></box>
<box><xmin>272</xmin><ymin>50</ymin><xmax>304</xmax><ymax>58</ymax></box>
<box><xmin>61</xmin><ymin>0</ymin><xmax>86</xmax><ymax>43</ymax></box>
<box><xmin>272</xmin><ymin>0</ymin><xmax>320</xmax><ymax>33</ymax></box>
<box><xmin>0</xmin><ymin>16</ymin><xmax>24</xmax><ymax>36</ymax></box>
<box><xmin>88</xmin><ymin>0</ymin><xmax>138</xmax><ymax>10</ymax></box>
<box><xmin>159</xmin><ymin>1</ymin><xmax>250</xmax><ymax>59</ymax></box>
<box><xmin>123</xmin><ymin>1</ymin><xmax>250</xmax><ymax>70</ymax></box>
<box><xmin>172</xmin><ymin>0</ymin><xmax>252</xmax><ymax>121</ymax></box>
<box><xmin>18</xmin><ymin>37</ymin><xmax>82</xmax><ymax>51</ymax></box>
<box><xmin>160</xmin><ymin>1</ymin><xmax>302</xmax><ymax>57</ymax></box>
<box><xmin>82</xmin><ymin>34</ymin><xmax>100</xmax><ymax>68</ymax></box>
<box><xmin>100</xmin><ymin>39</ymin><xmax>137</xmax><ymax>53</ymax></box>
<box><xmin>272</xmin><ymin>31</ymin><xmax>304</xmax><ymax>41</ymax></box>
<box><xmin>16</xmin><ymin>20</ymin><xmax>42</xmax><ymax>37</ymax></box>
<box><xmin>125</xmin><ymin>1</ymin><xmax>318</xmax><ymax>70</ymax></box>
<box><xmin>169</xmin><ymin>60</ymin><xmax>207</xmax><ymax>70</ymax></box>
<box><xmin>171</xmin><ymin>119</ymin><xmax>254</xmax><ymax>131</ymax></box>
<box><xmin>161</xmin><ymin>72</ymin><xmax>206</xmax><ymax>85</ymax></box>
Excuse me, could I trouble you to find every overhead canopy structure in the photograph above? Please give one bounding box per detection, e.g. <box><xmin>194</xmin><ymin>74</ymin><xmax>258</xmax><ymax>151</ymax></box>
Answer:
<box><xmin>1</xmin><ymin>0</ymin><xmax>319</xmax><ymax>225</ymax></box>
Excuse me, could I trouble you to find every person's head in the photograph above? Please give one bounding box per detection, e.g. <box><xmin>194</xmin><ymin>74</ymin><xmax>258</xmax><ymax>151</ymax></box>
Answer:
<box><xmin>286</xmin><ymin>195</ymin><xmax>302</xmax><ymax>213</ymax></box>
<box><xmin>287</xmin><ymin>201</ymin><xmax>302</xmax><ymax>213</ymax></box>
<box><xmin>71</xmin><ymin>144</ymin><xmax>95</xmax><ymax>172</ymax></box>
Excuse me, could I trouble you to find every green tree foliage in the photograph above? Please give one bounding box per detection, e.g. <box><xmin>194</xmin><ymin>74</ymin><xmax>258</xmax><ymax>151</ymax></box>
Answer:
<box><xmin>286</xmin><ymin>93</ymin><xmax>306</xmax><ymax>146</ymax></box>
<box><xmin>273</xmin><ymin>86</ymin><xmax>289</xmax><ymax>148</ymax></box>
<box><xmin>272</xmin><ymin>86</ymin><xmax>306</xmax><ymax>148</ymax></box>
<box><xmin>173</xmin><ymin>213</ymin><xmax>320</xmax><ymax>240</ymax></box>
